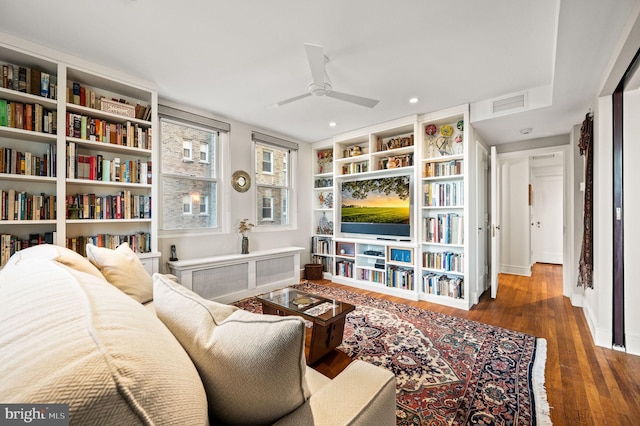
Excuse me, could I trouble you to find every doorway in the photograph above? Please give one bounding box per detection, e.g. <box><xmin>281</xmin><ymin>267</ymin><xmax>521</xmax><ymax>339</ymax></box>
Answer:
<box><xmin>490</xmin><ymin>145</ymin><xmax>570</xmax><ymax>298</ymax></box>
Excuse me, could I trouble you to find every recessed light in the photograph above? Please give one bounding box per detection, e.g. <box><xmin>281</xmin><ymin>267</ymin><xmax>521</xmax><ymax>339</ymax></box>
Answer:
<box><xmin>409</xmin><ymin>97</ymin><xmax>419</xmax><ymax>104</ymax></box>
<box><xmin>329</xmin><ymin>122</ymin><xmax>337</xmax><ymax>127</ymax></box>
<box><xmin>520</xmin><ymin>128</ymin><xmax>533</xmax><ymax>135</ymax></box>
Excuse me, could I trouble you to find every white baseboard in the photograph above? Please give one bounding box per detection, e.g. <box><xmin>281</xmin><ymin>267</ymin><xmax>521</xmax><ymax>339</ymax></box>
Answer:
<box><xmin>625</xmin><ymin>332</ymin><xmax>640</xmax><ymax>356</ymax></box>
<box><xmin>583</xmin><ymin>303</ymin><xmax>613</xmax><ymax>349</ymax></box>
<box><xmin>500</xmin><ymin>264</ymin><xmax>531</xmax><ymax>276</ymax></box>
<box><xmin>570</xmin><ymin>292</ymin><xmax>583</xmax><ymax>307</ymax></box>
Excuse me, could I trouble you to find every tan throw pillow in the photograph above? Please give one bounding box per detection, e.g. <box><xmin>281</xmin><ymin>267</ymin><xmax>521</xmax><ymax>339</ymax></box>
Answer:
<box><xmin>86</xmin><ymin>242</ymin><xmax>153</xmax><ymax>303</ymax></box>
<box><xmin>153</xmin><ymin>274</ymin><xmax>310</xmax><ymax>425</ymax></box>
<box><xmin>3</xmin><ymin>243</ymin><xmax>105</xmax><ymax>281</ymax></box>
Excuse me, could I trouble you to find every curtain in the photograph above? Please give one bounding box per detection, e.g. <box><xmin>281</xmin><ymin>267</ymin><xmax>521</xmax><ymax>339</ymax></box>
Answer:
<box><xmin>578</xmin><ymin>112</ymin><xmax>594</xmax><ymax>288</ymax></box>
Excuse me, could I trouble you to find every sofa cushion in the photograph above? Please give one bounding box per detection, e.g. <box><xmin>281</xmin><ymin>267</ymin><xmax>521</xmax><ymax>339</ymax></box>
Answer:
<box><xmin>86</xmin><ymin>242</ymin><xmax>153</xmax><ymax>303</ymax></box>
<box><xmin>3</xmin><ymin>243</ymin><xmax>105</xmax><ymax>281</ymax></box>
<box><xmin>0</xmin><ymin>258</ymin><xmax>208</xmax><ymax>425</ymax></box>
<box><xmin>153</xmin><ymin>274</ymin><xmax>310</xmax><ymax>425</ymax></box>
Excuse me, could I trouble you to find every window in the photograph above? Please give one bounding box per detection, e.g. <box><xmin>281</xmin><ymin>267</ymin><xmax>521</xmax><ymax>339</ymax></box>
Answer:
<box><xmin>262</xmin><ymin>197</ymin><xmax>274</xmax><ymax>220</ymax></box>
<box><xmin>182</xmin><ymin>195</ymin><xmax>192</xmax><ymax>215</ymax></box>
<box><xmin>262</xmin><ymin>150</ymin><xmax>273</xmax><ymax>174</ymax></box>
<box><xmin>252</xmin><ymin>132</ymin><xmax>298</xmax><ymax>227</ymax></box>
<box><xmin>200</xmin><ymin>142</ymin><xmax>209</xmax><ymax>163</ymax></box>
<box><xmin>159</xmin><ymin>104</ymin><xmax>229</xmax><ymax>231</ymax></box>
<box><xmin>199</xmin><ymin>195</ymin><xmax>209</xmax><ymax>215</ymax></box>
<box><xmin>182</xmin><ymin>140</ymin><xmax>193</xmax><ymax>161</ymax></box>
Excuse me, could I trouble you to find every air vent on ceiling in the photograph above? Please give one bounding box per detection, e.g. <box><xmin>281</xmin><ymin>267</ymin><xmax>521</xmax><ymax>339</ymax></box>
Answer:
<box><xmin>492</xmin><ymin>93</ymin><xmax>526</xmax><ymax>114</ymax></box>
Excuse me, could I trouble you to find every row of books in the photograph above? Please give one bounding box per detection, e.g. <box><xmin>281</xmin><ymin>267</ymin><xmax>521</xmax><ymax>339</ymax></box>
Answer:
<box><xmin>311</xmin><ymin>256</ymin><xmax>331</xmax><ymax>273</ymax></box>
<box><xmin>422</xmin><ymin>274</ymin><xmax>464</xmax><ymax>299</ymax></box>
<box><xmin>1</xmin><ymin>63</ymin><xmax>57</xmax><ymax>99</ymax></box>
<box><xmin>0</xmin><ymin>144</ymin><xmax>56</xmax><ymax>177</ymax></box>
<box><xmin>358</xmin><ymin>268</ymin><xmax>385</xmax><ymax>284</ymax></box>
<box><xmin>336</xmin><ymin>260</ymin><xmax>354</xmax><ymax>278</ymax></box>
<box><xmin>341</xmin><ymin>161</ymin><xmax>369</xmax><ymax>175</ymax></box>
<box><xmin>66</xmin><ymin>113</ymin><xmax>152</xmax><ymax>149</ymax></box>
<box><xmin>67</xmin><ymin>142</ymin><xmax>152</xmax><ymax>184</ymax></box>
<box><xmin>1</xmin><ymin>190</ymin><xmax>56</xmax><ymax>221</ymax></box>
<box><xmin>424</xmin><ymin>159</ymin><xmax>463</xmax><ymax>178</ymax></box>
<box><xmin>0</xmin><ymin>233</ymin><xmax>54</xmax><ymax>267</ymax></box>
<box><xmin>0</xmin><ymin>99</ymin><xmax>57</xmax><ymax>134</ymax></box>
<box><xmin>66</xmin><ymin>233</ymin><xmax>152</xmax><ymax>256</ymax></box>
<box><xmin>424</xmin><ymin>213</ymin><xmax>464</xmax><ymax>245</ymax></box>
<box><xmin>424</xmin><ymin>181</ymin><xmax>464</xmax><ymax>207</ymax></box>
<box><xmin>66</xmin><ymin>192</ymin><xmax>151</xmax><ymax>220</ymax></box>
<box><xmin>422</xmin><ymin>251</ymin><xmax>464</xmax><ymax>273</ymax></box>
<box><xmin>67</xmin><ymin>81</ymin><xmax>151</xmax><ymax>121</ymax></box>
<box><xmin>387</xmin><ymin>266</ymin><xmax>414</xmax><ymax>290</ymax></box>
<box><xmin>311</xmin><ymin>236</ymin><xmax>332</xmax><ymax>255</ymax></box>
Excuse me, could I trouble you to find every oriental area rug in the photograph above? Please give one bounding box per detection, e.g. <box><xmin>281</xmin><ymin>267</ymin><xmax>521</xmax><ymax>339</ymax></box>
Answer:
<box><xmin>235</xmin><ymin>282</ymin><xmax>551</xmax><ymax>426</ymax></box>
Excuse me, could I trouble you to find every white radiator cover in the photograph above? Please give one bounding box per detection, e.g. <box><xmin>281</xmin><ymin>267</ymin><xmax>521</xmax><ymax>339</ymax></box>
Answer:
<box><xmin>167</xmin><ymin>247</ymin><xmax>304</xmax><ymax>304</ymax></box>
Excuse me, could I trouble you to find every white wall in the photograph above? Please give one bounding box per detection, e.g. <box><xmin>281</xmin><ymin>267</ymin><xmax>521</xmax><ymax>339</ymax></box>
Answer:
<box><xmin>623</xmin><ymin>89</ymin><xmax>640</xmax><ymax>354</ymax></box>
<box><xmin>157</xmin><ymin>100</ymin><xmax>312</xmax><ymax>274</ymax></box>
<box><xmin>585</xmin><ymin>96</ymin><xmax>614</xmax><ymax>348</ymax></box>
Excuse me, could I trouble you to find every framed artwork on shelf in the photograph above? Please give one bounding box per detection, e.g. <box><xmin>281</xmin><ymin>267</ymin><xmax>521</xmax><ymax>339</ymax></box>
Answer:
<box><xmin>388</xmin><ymin>246</ymin><xmax>413</xmax><ymax>265</ymax></box>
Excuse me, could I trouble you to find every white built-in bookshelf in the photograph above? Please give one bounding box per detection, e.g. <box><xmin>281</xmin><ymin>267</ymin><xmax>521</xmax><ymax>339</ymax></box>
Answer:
<box><xmin>310</xmin><ymin>108</ymin><xmax>478</xmax><ymax>310</ymax></box>
<box><xmin>0</xmin><ymin>39</ymin><xmax>159</xmax><ymax>271</ymax></box>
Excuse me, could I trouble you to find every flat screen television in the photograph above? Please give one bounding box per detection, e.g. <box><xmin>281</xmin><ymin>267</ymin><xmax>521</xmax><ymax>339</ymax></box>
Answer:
<box><xmin>340</xmin><ymin>175</ymin><xmax>411</xmax><ymax>238</ymax></box>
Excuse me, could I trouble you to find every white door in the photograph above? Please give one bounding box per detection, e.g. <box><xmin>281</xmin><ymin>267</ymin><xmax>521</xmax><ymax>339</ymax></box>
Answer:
<box><xmin>532</xmin><ymin>175</ymin><xmax>563</xmax><ymax>264</ymax></box>
<box><xmin>490</xmin><ymin>146</ymin><xmax>501</xmax><ymax>298</ymax></box>
<box><xmin>476</xmin><ymin>143</ymin><xmax>489</xmax><ymax>297</ymax></box>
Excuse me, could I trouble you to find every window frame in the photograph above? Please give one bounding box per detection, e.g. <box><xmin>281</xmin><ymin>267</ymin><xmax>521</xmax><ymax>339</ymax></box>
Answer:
<box><xmin>182</xmin><ymin>140</ymin><xmax>193</xmax><ymax>162</ymax></box>
<box><xmin>262</xmin><ymin>196</ymin><xmax>274</xmax><ymax>221</ymax></box>
<box><xmin>158</xmin><ymin>106</ymin><xmax>228</xmax><ymax>236</ymax></box>
<box><xmin>199</xmin><ymin>142</ymin><xmax>209</xmax><ymax>164</ymax></box>
<box><xmin>262</xmin><ymin>149</ymin><xmax>274</xmax><ymax>174</ymax></box>
<box><xmin>252</xmin><ymin>132</ymin><xmax>298</xmax><ymax>230</ymax></box>
<box><xmin>182</xmin><ymin>195</ymin><xmax>193</xmax><ymax>215</ymax></box>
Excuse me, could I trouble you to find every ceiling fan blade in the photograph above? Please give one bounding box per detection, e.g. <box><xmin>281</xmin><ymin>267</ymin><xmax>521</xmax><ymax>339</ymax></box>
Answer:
<box><xmin>326</xmin><ymin>91</ymin><xmax>379</xmax><ymax>108</ymax></box>
<box><xmin>304</xmin><ymin>43</ymin><xmax>326</xmax><ymax>87</ymax></box>
<box><xmin>270</xmin><ymin>92</ymin><xmax>312</xmax><ymax>108</ymax></box>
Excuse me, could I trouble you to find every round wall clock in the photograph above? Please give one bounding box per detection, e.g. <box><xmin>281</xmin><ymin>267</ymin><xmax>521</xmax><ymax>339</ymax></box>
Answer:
<box><xmin>232</xmin><ymin>170</ymin><xmax>251</xmax><ymax>193</ymax></box>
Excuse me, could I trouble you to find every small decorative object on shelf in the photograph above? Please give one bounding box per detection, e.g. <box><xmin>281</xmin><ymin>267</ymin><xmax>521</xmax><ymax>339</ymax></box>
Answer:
<box><xmin>318</xmin><ymin>191</ymin><xmax>333</xmax><ymax>208</ymax></box>
<box><xmin>317</xmin><ymin>149</ymin><xmax>333</xmax><ymax>174</ymax></box>
<box><xmin>317</xmin><ymin>212</ymin><xmax>333</xmax><ymax>235</ymax></box>
<box><xmin>238</xmin><ymin>218</ymin><xmax>254</xmax><ymax>254</ymax></box>
<box><xmin>169</xmin><ymin>244</ymin><xmax>178</xmax><ymax>261</ymax></box>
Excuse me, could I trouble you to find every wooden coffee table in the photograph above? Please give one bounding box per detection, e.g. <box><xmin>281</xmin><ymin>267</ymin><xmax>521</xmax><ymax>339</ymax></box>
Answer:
<box><xmin>256</xmin><ymin>288</ymin><xmax>355</xmax><ymax>364</ymax></box>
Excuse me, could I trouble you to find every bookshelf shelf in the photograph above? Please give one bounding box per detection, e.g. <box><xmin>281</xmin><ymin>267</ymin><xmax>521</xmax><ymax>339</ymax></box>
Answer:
<box><xmin>0</xmin><ymin>126</ymin><xmax>57</xmax><ymax>143</ymax></box>
<box><xmin>66</xmin><ymin>103</ymin><xmax>151</xmax><ymax>127</ymax></box>
<box><xmin>66</xmin><ymin>137</ymin><xmax>152</xmax><ymax>156</ymax></box>
<box><xmin>66</xmin><ymin>179</ymin><xmax>152</xmax><ymax>189</ymax></box>
<box><xmin>1</xmin><ymin>219</ymin><xmax>57</xmax><ymax>225</ymax></box>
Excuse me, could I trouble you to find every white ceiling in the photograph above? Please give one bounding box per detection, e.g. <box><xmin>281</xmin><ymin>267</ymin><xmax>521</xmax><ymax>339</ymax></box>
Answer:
<box><xmin>0</xmin><ymin>0</ymin><xmax>634</xmax><ymax>145</ymax></box>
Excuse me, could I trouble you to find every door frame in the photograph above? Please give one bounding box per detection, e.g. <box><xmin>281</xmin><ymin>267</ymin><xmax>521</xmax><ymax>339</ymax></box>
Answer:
<box><xmin>490</xmin><ymin>144</ymin><xmax>573</xmax><ymax>297</ymax></box>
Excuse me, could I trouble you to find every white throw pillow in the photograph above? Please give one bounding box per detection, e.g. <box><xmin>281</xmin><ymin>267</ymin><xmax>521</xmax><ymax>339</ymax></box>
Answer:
<box><xmin>153</xmin><ymin>274</ymin><xmax>310</xmax><ymax>425</ymax></box>
<box><xmin>3</xmin><ymin>243</ymin><xmax>105</xmax><ymax>281</ymax></box>
<box><xmin>86</xmin><ymin>242</ymin><xmax>153</xmax><ymax>303</ymax></box>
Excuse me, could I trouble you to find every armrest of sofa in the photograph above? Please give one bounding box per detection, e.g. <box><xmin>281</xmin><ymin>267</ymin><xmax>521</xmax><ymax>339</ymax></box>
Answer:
<box><xmin>274</xmin><ymin>360</ymin><xmax>396</xmax><ymax>426</ymax></box>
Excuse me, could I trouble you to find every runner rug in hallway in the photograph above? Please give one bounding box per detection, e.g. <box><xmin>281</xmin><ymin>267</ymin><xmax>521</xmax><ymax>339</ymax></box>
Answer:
<box><xmin>235</xmin><ymin>282</ymin><xmax>551</xmax><ymax>426</ymax></box>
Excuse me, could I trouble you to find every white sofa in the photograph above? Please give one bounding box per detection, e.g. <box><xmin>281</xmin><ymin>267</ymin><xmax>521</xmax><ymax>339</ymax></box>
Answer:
<box><xmin>0</xmin><ymin>244</ymin><xmax>396</xmax><ymax>425</ymax></box>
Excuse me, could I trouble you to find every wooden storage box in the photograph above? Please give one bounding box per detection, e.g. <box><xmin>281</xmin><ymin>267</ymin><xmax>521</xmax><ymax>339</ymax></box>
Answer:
<box><xmin>305</xmin><ymin>263</ymin><xmax>324</xmax><ymax>280</ymax></box>
<box><xmin>100</xmin><ymin>98</ymin><xmax>135</xmax><ymax>118</ymax></box>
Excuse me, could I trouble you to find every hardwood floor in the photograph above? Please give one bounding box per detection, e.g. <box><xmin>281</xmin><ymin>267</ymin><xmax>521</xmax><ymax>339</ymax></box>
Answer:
<box><xmin>309</xmin><ymin>263</ymin><xmax>640</xmax><ymax>425</ymax></box>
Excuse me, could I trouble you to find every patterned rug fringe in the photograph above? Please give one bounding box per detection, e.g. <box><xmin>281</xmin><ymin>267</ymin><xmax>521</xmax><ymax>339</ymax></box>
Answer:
<box><xmin>533</xmin><ymin>338</ymin><xmax>553</xmax><ymax>425</ymax></box>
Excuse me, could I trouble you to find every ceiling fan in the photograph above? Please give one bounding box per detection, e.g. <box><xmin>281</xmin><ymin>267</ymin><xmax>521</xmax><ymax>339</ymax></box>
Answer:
<box><xmin>272</xmin><ymin>43</ymin><xmax>379</xmax><ymax>109</ymax></box>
